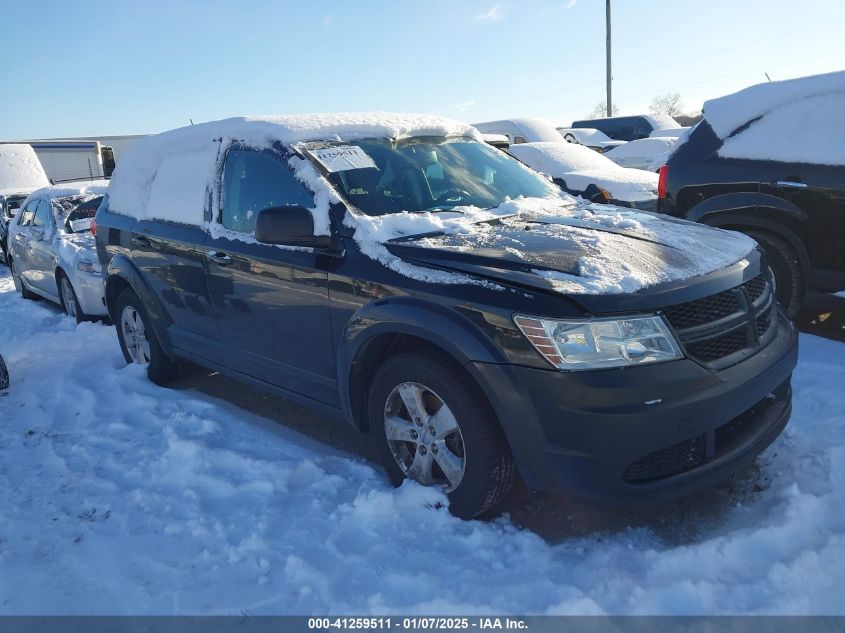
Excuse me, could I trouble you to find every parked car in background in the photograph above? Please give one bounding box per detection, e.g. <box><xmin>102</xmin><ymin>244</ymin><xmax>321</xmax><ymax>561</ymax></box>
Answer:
<box><xmin>96</xmin><ymin>113</ymin><xmax>795</xmax><ymax>518</ymax></box>
<box><xmin>0</xmin><ymin>144</ymin><xmax>50</xmax><ymax>262</ymax></box>
<box><xmin>604</xmin><ymin>136</ymin><xmax>679</xmax><ymax>171</ymax></box>
<box><xmin>480</xmin><ymin>133</ymin><xmax>510</xmax><ymax>149</ymax></box>
<box><xmin>508</xmin><ymin>141</ymin><xmax>658</xmax><ymax>210</ymax></box>
<box><xmin>472</xmin><ymin>117</ymin><xmax>563</xmax><ymax>144</ymax></box>
<box><xmin>571</xmin><ymin>114</ymin><xmax>680</xmax><ymax>141</ymax></box>
<box><xmin>8</xmin><ymin>181</ymin><xmax>109</xmax><ymax>322</ymax></box>
<box><xmin>556</xmin><ymin>127</ymin><xmax>626</xmax><ymax>153</ymax></box>
<box><xmin>659</xmin><ymin>70</ymin><xmax>845</xmax><ymax>317</ymax></box>
<box><xmin>650</xmin><ymin>127</ymin><xmax>690</xmax><ymax>138</ymax></box>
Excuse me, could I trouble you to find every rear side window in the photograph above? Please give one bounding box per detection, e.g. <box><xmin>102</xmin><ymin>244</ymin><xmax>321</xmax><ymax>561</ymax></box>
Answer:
<box><xmin>221</xmin><ymin>150</ymin><xmax>314</xmax><ymax>234</ymax></box>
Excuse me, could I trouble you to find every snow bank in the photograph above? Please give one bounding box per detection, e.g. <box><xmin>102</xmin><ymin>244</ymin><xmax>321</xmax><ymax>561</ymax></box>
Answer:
<box><xmin>703</xmin><ymin>70</ymin><xmax>845</xmax><ymax>139</ymax></box>
<box><xmin>509</xmin><ymin>143</ymin><xmax>658</xmax><ymax>202</ymax></box>
<box><xmin>107</xmin><ymin>113</ymin><xmax>480</xmax><ymax>231</ymax></box>
<box><xmin>0</xmin><ymin>144</ymin><xmax>50</xmax><ymax>195</ymax></box>
<box><xmin>0</xmin><ymin>268</ymin><xmax>843</xmax><ymax>615</ymax></box>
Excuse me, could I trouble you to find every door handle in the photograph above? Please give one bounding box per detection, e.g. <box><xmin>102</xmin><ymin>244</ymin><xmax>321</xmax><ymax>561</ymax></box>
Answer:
<box><xmin>207</xmin><ymin>251</ymin><xmax>233</xmax><ymax>266</ymax></box>
<box><xmin>775</xmin><ymin>180</ymin><xmax>807</xmax><ymax>189</ymax></box>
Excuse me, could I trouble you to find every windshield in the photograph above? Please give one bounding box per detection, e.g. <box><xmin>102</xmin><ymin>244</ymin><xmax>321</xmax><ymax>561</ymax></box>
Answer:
<box><xmin>304</xmin><ymin>137</ymin><xmax>563</xmax><ymax>217</ymax></box>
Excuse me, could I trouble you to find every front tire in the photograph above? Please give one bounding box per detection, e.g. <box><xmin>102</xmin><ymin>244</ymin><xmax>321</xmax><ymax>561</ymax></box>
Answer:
<box><xmin>368</xmin><ymin>352</ymin><xmax>515</xmax><ymax>518</ymax></box>
<box><xmin>114</xmin><ymin>288</ymin><xmax>178</xmax><ymax>384</ymax></box>
<box><xmin>746</xmin><ymin>230</ymin><xmax>804</xmax><ymax>318</ymax></box>
<box><xmin>58</xmin><ymin>273</ymin><xmax>85</xmax><ymax>324</ymax></box>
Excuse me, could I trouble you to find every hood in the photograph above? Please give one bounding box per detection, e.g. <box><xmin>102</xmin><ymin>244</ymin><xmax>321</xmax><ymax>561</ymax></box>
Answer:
<box><xmin>561</xmin><ymin>168</ymin><xmax>657</xmax><ymax>203</ymax></box>
<box><xmin>381</xmin><ymin>200</ymin><xmax>756</xmax><ymax>301</ymax></box>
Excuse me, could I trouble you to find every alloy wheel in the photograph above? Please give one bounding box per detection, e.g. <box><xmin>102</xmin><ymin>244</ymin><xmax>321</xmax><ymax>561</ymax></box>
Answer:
<box><xmin>383</xmin><ymin>381</ymin><xmax>466</xmax><ymax>492</ymax></box>
<box><xmin>121</xmin><ymin>305</ymin><xmax>151</xmax><ymax>364</ymax></box>
<box><xmin>61</xmin><ymin>277</ymin><xmax>77</xmax><ymax>320</ymax></box>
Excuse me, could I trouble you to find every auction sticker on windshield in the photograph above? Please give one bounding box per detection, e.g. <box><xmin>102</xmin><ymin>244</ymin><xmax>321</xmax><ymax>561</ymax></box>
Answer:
<box><xmin>308</xmin><ymin>146</ymin><xmax>377</xmax><ymax>172</ymax></box>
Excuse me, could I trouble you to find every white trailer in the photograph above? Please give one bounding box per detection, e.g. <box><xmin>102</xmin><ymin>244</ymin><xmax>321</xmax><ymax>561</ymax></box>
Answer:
<box><xmin>5</xmin><ymin>135</ymin><xmax>148</xmax><ymax>183</ymax></box>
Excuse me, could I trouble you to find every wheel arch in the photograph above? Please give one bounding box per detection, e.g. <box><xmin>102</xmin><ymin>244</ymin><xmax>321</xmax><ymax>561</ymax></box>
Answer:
<box><xmin>104</xmin><ymin>254</ymin><xmax>175</xmax><ymax>353</ymax></box>
<box><xmin>337</xmin><ymin>298</ymin><xmax>509</xmax><ymax>434</ymax></box>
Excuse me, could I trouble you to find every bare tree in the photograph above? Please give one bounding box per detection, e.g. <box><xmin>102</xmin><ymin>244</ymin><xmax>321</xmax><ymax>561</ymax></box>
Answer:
<box><xmin>589</xmin><ymin>101</ymin><xmax>619</xmax><ymax>118</ymax></box>
<box><xmin>650</xmin><ymin>92</ymin><xmax>683</xmax><ymax>117</ymax></box>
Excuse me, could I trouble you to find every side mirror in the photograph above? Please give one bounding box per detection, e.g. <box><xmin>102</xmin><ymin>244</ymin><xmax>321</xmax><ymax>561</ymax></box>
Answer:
<box><xmin>255</xmin><ymin>205</ymin><xmax>332</xmax><ymax>249</ymax></box>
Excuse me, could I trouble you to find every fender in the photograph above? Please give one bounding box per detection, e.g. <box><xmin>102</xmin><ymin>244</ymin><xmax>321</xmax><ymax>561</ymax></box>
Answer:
<box><xmin>687</xmin><ymin>193</ymin><xmax>811</xmax><ymax>278</ymax></box>
<box><xmin>336</xmin><ymin>296</ymin><xmax>509</xmax><ymax>428</ymax></box>
<box><xmin>105</xmin><ymin>254</ymin><xmax>176</xmax><ymax>354</ymax></box>
<box><xmin>687</xmin><ymin>191</ymin><xmax>809</xmax><ymax>226</ymax></box>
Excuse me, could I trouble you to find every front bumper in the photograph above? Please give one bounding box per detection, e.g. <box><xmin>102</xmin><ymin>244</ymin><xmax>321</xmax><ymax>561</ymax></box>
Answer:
<box><xmin>468</xmin><ymin>308</ymin><xmax>798</xmax><ymax>503</ymax></box>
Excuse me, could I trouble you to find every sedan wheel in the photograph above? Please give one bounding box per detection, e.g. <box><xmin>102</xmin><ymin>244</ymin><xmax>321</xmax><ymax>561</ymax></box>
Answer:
<box><xmin>120</xmin><ymin>305</ymin><xmax>151</xmax><ymax>365</ymax></box>
<box><xmin>384</xmin><ymin>381</ymin><xmax>467</xmax><ymax>492</ymax></box>
<box><xmin>60</xmin><ymin>276</ymin><xmax>80</xmax><ymax>321</ymax></box>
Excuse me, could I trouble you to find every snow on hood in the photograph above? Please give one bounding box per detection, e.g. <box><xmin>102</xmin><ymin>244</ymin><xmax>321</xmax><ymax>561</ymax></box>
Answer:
<box><xmin>107</xmin><ymin>113</ymin><xmax>480</xmax><ymax>231</ymax></box>
<box><xmin>351</xmin><ymin>197</ymin><xmax>755</xmax><ymax>295</ymax></box>
<box><xmin>509</xmin><ymin>143</ymin><xmax>658</xmax><ymax>202</ymax></box>
<box><xmin>703</xmin><ymin>70</ymin><xmax>845</xmax><ymax>139</ymax></box>
<box><xmin>0</xmin><ymin>144</ymin><xmax>50</xmax><ymax>195</ymax></box>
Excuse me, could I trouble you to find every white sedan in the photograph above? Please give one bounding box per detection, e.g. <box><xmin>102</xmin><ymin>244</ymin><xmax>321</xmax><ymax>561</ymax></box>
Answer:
<box><xmin>603</xmin><ymin>136</ymin><xmax>679</xmax><ymax>171</ymax></box>
<box><xmin>556</xmin><ymin>127</ymin><xmax>626</xmax><ymax>152</ymax></box>
<box><xmin>7</xmin><ymin>182</ymin><xmax>108</xmax><ymax>321</ymax></box>
<box><xmin>508</xmin><ymin>141</ymin><xmax>658</xmax><ymax>210</ymax></box>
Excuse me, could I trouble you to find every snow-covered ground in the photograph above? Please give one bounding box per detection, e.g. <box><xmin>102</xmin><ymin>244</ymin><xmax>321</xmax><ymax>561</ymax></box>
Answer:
<box><xmin>0</xmin><ymin>268</ymin><xmax>843</xmax><ymax>615</ymax></box>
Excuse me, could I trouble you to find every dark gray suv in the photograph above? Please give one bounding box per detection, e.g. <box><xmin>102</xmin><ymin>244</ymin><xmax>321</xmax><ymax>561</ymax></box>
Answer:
<box><xmin>95</xmin><ymin>114</ymin><xmax>797</xmax><ymax>518</ymax></box>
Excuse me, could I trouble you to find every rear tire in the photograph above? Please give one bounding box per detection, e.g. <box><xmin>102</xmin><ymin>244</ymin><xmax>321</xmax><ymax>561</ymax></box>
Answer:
<box><xmin>58</xmin><ymin>272</ymin><xmax>85</xmax><ymax>324</ymax></box>
<box><xmin>9</xmin><ymin>258</ymin><xmax>35</xmax><ymax>300</ymax></box>
<box><xmin>368</xmin><ymin>352</ymin><xmax>515</xmax><ymax>519</ymax></box>
<box><xmin>114</xmin><ymin>288</ymin><xmax>178</xmax><ymax>385</ymax></box>
<box><xmin>746</xmin><ymin>230</ymin><xmax>804</xmax><ymax>318</ymax></box>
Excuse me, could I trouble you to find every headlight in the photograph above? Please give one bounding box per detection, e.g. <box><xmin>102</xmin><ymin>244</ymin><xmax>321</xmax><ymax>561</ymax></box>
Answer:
<box><xmin>514</xmin><ymin>314</ymin><xmax>682</xmax><ymax>370</ymax></box>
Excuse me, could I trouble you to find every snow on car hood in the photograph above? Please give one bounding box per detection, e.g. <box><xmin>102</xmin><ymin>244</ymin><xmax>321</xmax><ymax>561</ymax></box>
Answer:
<box><xmin>507</xmin><ymin>143</ymin><xmax>658</xmax><ymax>203</ymax></box>
<box><xmin>351</xmin><ymin>197</ymin><xmax>756</xmax><ymax>295</ymax></box>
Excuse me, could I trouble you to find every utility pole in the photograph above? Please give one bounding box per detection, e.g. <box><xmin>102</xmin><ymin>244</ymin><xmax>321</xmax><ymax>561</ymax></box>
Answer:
<box><xmin>606</xmin><ymin>0</ymin><xmax>612</xmax><ymax>116</ymax></box>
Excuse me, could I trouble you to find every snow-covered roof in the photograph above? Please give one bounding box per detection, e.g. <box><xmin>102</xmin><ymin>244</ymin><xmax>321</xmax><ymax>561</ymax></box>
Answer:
<box><xmin>703</xmin><ymin>70</ymin><xmax>845</xmax><ymax>139</ymax></box>
<box><xmin>473</xmin><ymin>118</ymin><xmax>563</xmax><ymax>143</ymax></box>
<box><xmin>0</xmin><ymin>144</ymin><xmax>50</xmax><ymax>196</ymax></box>
<box><xmin>27</xmin><ymin>180</ymin><xmax>109</xmax><ymax>201</ymax></box>
<box><xmin>108</xmin><ymin>113</ymin><xmax>480</xmax><ymax>226</ymax></box>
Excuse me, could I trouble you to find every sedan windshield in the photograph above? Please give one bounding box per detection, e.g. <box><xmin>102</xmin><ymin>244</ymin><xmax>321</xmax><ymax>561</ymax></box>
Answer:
<box><xmin>304</xmin><ymin>137</ymin><xmax>563</xmax><ymax>216</ymax></box>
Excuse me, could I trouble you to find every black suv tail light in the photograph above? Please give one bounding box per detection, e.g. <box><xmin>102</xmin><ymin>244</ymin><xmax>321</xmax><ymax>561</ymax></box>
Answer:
<box><xmin>657</xmin><ymin>165</ymin><xmax>669</xmax><ymax>199</ymax></box>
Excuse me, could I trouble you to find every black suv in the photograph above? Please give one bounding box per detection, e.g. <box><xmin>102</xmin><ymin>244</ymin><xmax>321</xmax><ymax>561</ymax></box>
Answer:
<box><xmin>95</xmin><ymin>114</ymin><xmax>797</xmax><ymax>518</ymax></box>
<box><xmin>658</xmin><ymin>98</ymin><xmax>845</xmax><ymax>317</ymax></box>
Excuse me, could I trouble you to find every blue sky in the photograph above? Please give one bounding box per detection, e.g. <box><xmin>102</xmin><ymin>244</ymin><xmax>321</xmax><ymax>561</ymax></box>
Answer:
<box><xmin>2</xmin><ymin>0</ymin><xmax>844</xmax><ymax>138</ymax></box>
